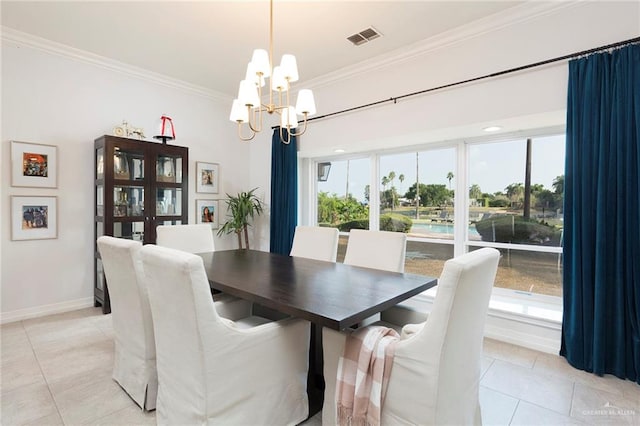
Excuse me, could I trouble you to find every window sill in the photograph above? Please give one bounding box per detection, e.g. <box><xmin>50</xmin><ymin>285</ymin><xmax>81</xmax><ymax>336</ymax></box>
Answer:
<box><xmin>416</xmin><ymin>286</ymin><xmax>562</xmax><ymax>326</ymax></box>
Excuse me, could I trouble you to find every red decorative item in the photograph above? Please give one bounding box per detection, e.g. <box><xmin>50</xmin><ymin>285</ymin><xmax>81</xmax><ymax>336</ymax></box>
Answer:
<box><xmin>154</xmin><ymin>115</ymin><xmax>175</xmax><ymax>144</ymax></box>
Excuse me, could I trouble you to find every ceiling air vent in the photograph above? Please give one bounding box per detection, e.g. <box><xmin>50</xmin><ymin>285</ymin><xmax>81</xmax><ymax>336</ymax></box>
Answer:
<box><xmin>347</xmin><ymin>27</ymin><xmax>382</xmax><ymax>46</ymax></box>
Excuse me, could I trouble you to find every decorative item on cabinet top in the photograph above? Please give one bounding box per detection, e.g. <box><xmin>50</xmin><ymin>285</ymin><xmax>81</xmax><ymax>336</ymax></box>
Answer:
<box><xmin>154</xmin><ymin>115</ymin><xmax>175</xmax><ymax>145</ymax></box>
<box><xmin>11</xmin><ymin>141</ymin><xmax>58</xmax><ymax>188</ymax></box>
<box><xmin>113</xmin><ymin>120</ymin><xmax>145</xmax><ymax>140</ymax></box>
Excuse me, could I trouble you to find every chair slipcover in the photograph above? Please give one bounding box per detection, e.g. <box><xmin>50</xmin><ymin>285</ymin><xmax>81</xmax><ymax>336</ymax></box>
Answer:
<box><xmin>155</xmin><ymin>224</ymin><xmax>215</xmax><ymax>253</ymax></box>
<box><xmin>323</xmin><ymin>248</ymin><xmax>500</xmax><ymax>425</ymax></box>
<box><xmin>343</xmin><ymin>229</ymin><xmax>406</xmax><ymax>273</ymax></box>
<box><xmin>140</xmin><ymin>244</ymin><xmax>311</xmax><ymax>425</ymax></box>
<box><xmin>156</xmin><ymin>223</ymin><xmax>241</xmax><ymax>303</ymax></box>
<box><xmin>96</xmin><ymin>236</ymin><xmax>157</xmax><ymax>410</ymax></box>
<box><xmin>290</xmin><ymin>226</ymin><xmax>340</xmax><ymax>262</ymax></box>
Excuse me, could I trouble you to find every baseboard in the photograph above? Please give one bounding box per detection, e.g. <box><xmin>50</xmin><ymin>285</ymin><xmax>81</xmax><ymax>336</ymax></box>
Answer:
<box><xmin>484</xmin><ymin>315</ymin><xmax>561</xmax><ymax>354</ymax></box>
<box><xmin>0</xmin><ymin>297</ymin><xmax>95</xmax><ymax>324</ymax></box>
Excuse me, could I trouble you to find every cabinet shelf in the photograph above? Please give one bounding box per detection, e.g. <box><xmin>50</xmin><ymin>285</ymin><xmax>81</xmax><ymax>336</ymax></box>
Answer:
<box><xmin>94</xmin><ymin>135</ymin><xmax>189</xmax><ymax>313</ymax></box>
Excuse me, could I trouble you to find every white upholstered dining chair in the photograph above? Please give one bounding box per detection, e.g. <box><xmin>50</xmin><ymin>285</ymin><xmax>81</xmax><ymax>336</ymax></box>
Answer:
<box><xmin>155</xmin><ymin>224</ymin><xmax>214</xmax><ymax>253</ymax></box>
<box><xmin>140</xmin><ymin>244</ymin><xmax>311</xmax><ymax>425</ymax></box>
<box><xmin>343</xmin><ymin>229</ymin><xmax>407</xmax><ymax>325</ymax></box>
<box><xmin>156</xmin><ymin>223</ymin><xmax>241</xmax><ymax>303</ymax></box>
<box><xmin>290</xmin><ymin>225</ymin><xmax>340</xmax><ymax>262</ymax></box>
<box><xmin>96</xmin><ymin>236</ymin><xmax>157</xmax><ymax>410</ymax></box>
<box><xmin>343</xmin><ymin>229</ymin><xmax>407</xmax><ymax>272</ymax></box>
<box><xmin>322</xmin><ymin>248</ymin><xmax>500</xmax><ymax>425</ymax></box>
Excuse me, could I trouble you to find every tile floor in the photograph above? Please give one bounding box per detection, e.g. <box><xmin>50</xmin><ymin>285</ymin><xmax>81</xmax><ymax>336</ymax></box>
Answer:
<box><xmin>1</xmin><ymin>307</ymin><xmax>638</xmax><ymax>425</ymax></box>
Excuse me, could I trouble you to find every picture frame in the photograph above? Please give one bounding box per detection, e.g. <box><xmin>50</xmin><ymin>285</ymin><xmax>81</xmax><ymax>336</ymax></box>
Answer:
<box><xmin>196</xmin><ymin>162</ymin><xmax>219</xmax><ymax>193</ymax></box>
<box><xmin>11</xmin><ymin>196</ymin><xmax>58</xmax><ymax>241</ymax></box>
<box><xmin>11</xmin><ymin>141</ymin><xmax>58</xmax><ymax>188</ymax></box>
<box><xmin>196</xmin><ymin>199</ymin><xmax>219</xmax><ymax>229</ymax></box>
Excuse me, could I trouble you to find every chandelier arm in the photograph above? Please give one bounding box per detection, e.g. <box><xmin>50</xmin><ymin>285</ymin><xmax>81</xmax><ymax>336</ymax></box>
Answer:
<box><xmin>247</xmin><ymin>106</ymin><xmax>261</xmax><ymax>133</ymax></box>
<box><xmin>279</xmin><ymin>125</ymin><xmax>291</xmax><ymax>145</ymax></box>
<box><xmin>288</xmin><ymin>113</ymin><xmax>309</xmax><ymax>137</ymax></box>
<box><xmin>238</xmin><ymin>122</ymin><xmax>256</xmax><ymax>141</ymax></box>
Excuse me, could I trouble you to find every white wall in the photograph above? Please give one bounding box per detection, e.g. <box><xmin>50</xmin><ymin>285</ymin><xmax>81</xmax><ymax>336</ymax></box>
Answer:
<box><xmin>1</xmin><ymin>35</ymin><xmax>250</xmax><ymax>322</ymax></box>
<box><xmin>291</xmin><ymin>1</ymin><xmax>639</xmax><ymax>158</ymax></box>
<box><xmin>248</xmin><ymin>0</ymin><xmax>639</xmax><ymax>240</ymax></box>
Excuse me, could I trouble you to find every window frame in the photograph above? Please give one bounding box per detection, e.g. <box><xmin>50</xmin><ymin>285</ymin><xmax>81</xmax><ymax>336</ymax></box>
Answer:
<box><xmin>304</xmin><ymin>125</ymin><xmax>565</xmax><ymax>309</ymax></box>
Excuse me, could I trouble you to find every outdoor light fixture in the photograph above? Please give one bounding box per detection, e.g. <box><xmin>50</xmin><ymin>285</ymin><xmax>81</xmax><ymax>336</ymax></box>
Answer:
<box><xmin>317</xmin><ymin>162</ymin><xmax>331</xmax><ymax>182</ymax></box>
<box><xmin>229</xmin><ymin>0</ymin><xmax>316</xmax><ymax>144</ymax></box>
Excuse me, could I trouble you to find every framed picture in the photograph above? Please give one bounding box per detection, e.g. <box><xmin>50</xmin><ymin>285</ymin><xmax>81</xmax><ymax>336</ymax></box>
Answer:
<box><xmin>11</xmin><ymin>141</ymin><xmax>58</xmax><ymax>188</ymax></box>
<box><xmin>196</xmin><ymin>162</ymin><xmax>219</xmax><ymax>193</ymax></box>
<box><xmin>196</xmin><ymin>199</ymin><xmax>219</xmax><ymax>229</ymax></box>
<box><xmin>11</xmin><ymin>196</ymin><xmax>58</xmax><ymax>241</ymax></box>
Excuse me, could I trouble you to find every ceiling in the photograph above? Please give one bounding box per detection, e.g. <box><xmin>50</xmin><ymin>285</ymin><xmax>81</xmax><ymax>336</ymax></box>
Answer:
<box><xmin>1</xmin><ymin>1</ymin><xmax>525</xmax><ymax>98</ymax></box>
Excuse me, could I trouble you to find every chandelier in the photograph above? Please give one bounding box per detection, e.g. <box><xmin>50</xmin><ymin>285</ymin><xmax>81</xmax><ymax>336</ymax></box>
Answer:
<box><xmin>229</xmin><ymin>0</ymin><xmax>316</xmax><ymax>144</ymax></box>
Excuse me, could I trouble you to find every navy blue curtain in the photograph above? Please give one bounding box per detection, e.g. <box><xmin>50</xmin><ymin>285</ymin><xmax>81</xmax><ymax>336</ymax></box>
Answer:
<box><xmin>270</xmin><ymin>128</ymin><xmax>298</xmax><ymax>255</ymax></box>
<box><xmin>561</xmin><ymin>44</ymin><xmax>640</xmax><ymax>384</ymax></box>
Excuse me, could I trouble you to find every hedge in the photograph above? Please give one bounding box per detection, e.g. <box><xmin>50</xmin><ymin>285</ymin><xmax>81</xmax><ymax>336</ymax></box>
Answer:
<box><xmin>338</xmin><ymin>213</ymin><xmax>412</xmax><ymax>233</ymax></box>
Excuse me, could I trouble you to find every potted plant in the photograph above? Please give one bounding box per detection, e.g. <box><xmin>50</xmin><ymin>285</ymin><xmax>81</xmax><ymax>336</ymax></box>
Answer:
<box><xmin>217</xmin><ymin>188</ymin><xmax>265</xmax><ymax>249</ymax></box>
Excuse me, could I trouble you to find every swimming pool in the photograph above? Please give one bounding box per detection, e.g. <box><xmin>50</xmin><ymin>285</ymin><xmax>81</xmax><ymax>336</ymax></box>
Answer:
<box><xmin>411</xmin><ymin>222</ymin><xmax>481</xmax><ymax>238</ymax></box>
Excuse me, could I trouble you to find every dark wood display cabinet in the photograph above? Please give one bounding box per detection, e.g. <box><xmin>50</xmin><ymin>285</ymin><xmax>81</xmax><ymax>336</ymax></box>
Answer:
<box><xmin>94</xmin><ymin>135</ymin><xmax>189</xmax><ymax>313</ymax></box>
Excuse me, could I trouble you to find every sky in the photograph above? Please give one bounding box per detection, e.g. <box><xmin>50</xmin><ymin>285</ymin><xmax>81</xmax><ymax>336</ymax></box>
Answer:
<box><xmin>317</xmin><ymin>134</ymin><xmax>565</xmax><ymax>202</ymax></box>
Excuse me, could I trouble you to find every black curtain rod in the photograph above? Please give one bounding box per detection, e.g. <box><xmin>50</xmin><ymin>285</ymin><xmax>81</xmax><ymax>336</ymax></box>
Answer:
<box><xmin>271</xmin><ymin>36</ymin><xmax>640</xmax><ymax>129</ymax></box>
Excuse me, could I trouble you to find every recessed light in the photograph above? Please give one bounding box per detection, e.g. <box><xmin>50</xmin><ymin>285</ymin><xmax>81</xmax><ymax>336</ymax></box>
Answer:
<box><xmin>483</xmin><ymin>126</ymin><xmax>502</xmax><ymax>132</ymax></box>
<box><xmin>334</xmin><ymin>149</ymin><xmax>345</xmax><ymax>153</ymax></box>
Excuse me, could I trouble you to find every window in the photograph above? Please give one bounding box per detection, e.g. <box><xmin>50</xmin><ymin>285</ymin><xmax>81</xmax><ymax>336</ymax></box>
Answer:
<box><xmin>379</xmin><ymin>150</ymin><xmax>456</xmax><ymax>238</ymax></box>
<box><xmin>467</xmin><ymin>135</ymin><xmax>564</xmax><ymax>297</ymax></box>
<box><xmin>310</xmin><ymin>131</ymin><xmax>564</xmax><ymax>302</ymax></box>
<box><xmin>317</xmin><ymin>158</ymin><xmax>370</xmax><ymax>231</ymax></box>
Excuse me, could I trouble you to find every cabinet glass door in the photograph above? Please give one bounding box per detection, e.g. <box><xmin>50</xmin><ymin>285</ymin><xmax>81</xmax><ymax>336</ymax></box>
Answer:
<box><xmin>156</xmin><ymin>155</ymin><xmax>183</xmax><ymax>184</ymax></box>
<box><xmin>113</xmin><ymin>186</ymin><xmax>145</xmax><ymax>218</ymax></box>
<box><xmin>155</xmin><ymin>188</ymin><xmax>182</xmax><ymax>217</ymax></box>
<box><xmin>114</xmin><ymin>148</ymin><xmax>145</xmax><ymax>181</ymax></box>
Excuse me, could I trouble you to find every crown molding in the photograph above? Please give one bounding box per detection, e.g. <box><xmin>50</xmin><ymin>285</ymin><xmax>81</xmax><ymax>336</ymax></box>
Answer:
<box><xmin>305</xmin><ymin>1</ymin><xmax>581</xmax><ymax>90</ymax></box>
<box><xmin>1</xmin><ymin>26</ymin><xmax>231</xmax><ymax>103</ymax></box>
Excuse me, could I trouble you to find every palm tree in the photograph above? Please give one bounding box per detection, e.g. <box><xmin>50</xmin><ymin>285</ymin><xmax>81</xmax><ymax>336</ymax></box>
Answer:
<box><xmin>505</xmin><ymin>183</ymin><xmax>524</xmax><ymax>208</ymax></box>
<box><xmin>388</xmin><ymin>171</ymin><xmax>396</xmax><ymax>210</ymax></box>
<box><xmin>446</xmin><ymin>172</ymin><xmax>454</xmax><ymax>191</ymax></box>
<box><xmin>381</xmin><ymin>176</ymin><xmax>389</xmax><ymax>207</ymax></box>
<box><xmin>398</xmin><ymin>174</ymin><xmax>405</xmax><ymax>192</ymax></box>
<box><xmin>552</xmin><ymin>175</ymin><xmax>564</xmax><ymax>195</ymax></box>
<box><xmin>469</xmin><ymin>184</ymin><xmax>482</xmax><ymax>200</ymax></box>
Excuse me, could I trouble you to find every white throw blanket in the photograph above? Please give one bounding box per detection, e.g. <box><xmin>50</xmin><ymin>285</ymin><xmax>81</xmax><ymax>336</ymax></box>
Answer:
<box><xmin>336</xmin><ymin>326</ymin><xmax>399</xmax><ymax>426</ymax></box>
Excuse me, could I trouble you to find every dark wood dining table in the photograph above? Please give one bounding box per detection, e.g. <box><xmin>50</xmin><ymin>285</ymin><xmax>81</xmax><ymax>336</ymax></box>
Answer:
<box><xmin>198</xmin><ymin>249</ymin><xmax>438</xmax><ymax>417</ymax></box>
<box><xmin>198</xmin><ymin>249</ymin><xmax>437</xmax><ymax>331</ymax></box>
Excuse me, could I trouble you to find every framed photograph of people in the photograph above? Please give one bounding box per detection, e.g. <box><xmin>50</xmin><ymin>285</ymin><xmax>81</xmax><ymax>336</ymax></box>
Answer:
<box><xmin>11</xmin><ymin>196</ymin><xmax>58</xmax><ymax>241</ymax></box>
<box><xmin>196</xmin><ymin>199</ymin><xmax>219</xmax><ymax>229</ymax></box>
<box><xmin>11</xmin><ymin>141</ymin><xmax>58</xmax><ymax>188</ymax></box>
<box><xmin>196</xmin><ymin>162</ymin><xmax>219</xmax><ymax>193</ymax></box>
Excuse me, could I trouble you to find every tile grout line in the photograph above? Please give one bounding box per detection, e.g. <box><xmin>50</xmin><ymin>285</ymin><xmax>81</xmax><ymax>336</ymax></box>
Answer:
<box><xmin>507</xmin><ymin>399</ymin><xmax>521</xmax><ymax>425</ymax></box>
<box><xmin>21</xmin><ymin>319</ymin><xmax>66</xmax><ymax>425</ymax></box>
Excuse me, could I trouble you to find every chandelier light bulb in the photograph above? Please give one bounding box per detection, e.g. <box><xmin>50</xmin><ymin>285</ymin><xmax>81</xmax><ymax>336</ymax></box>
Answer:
<box><xmin>295</xmin><ymin>89</ymin><xmax>316</xmax><ymax>115</ymax></box>
<box><xmin>281</xmin><ymin>106</ymin><xmax>299</xmax><ymax>128</ymax></box>
<box><xmin>251</xmin><ymin>49</ymin><xmax>271</xmax><ymax>78</ymax></box>
<box><xmin>280</xmin><ymin>54</ymin><xmax>299</xmax><ymax>82</ymax></box>
<box><xmin>271</xmin><ymin>66</ymin><xmax>286</xmax><ymax>91</ymax></box>
<box><xmin>229</xmin><ymin>99</ymin><xmax>248</xmax><ymax>123</ymax></box>
<box><xmin>238</xmin><ymin>80</ymin><xmax>260</xmax><ymax>108</ymax></box>
<box><xmin>245</xmin><ymin>62</ymin><xmax>265</xmax><ymax>88</ymax></box>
